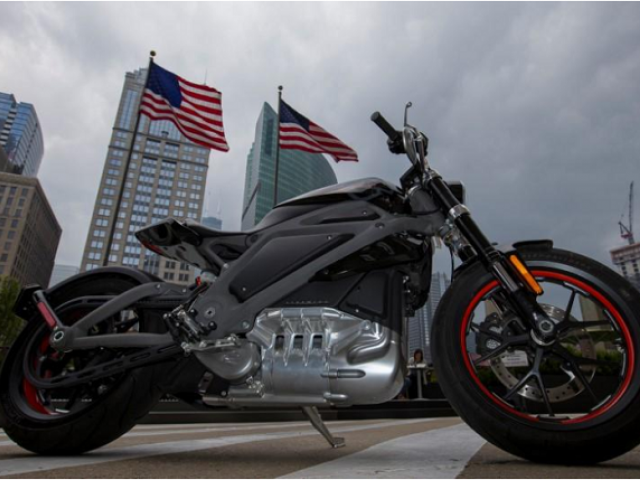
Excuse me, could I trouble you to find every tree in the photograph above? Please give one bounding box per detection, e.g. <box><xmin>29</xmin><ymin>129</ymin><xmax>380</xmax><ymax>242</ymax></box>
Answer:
<box><xmin>0</xmin><ymin>276</ymin><xmax>23</xmax><ymax>363</ymax></box>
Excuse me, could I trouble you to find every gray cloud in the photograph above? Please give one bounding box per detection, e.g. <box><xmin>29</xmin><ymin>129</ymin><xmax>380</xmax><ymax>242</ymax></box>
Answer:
<box><xmin>0</xmin><ymin>2</ymin><xmax>638</xmax><ymax>272</ymax></box>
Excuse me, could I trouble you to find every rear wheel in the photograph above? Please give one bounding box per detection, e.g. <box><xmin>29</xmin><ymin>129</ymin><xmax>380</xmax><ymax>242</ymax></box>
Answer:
<box><xmin>0</xmin><ymin>275</ymin><xmax>167</xmax><ymax>455</ymax></box>
<box><xmin>433</xmin><ymin>246</ymin><xmax>640</xmax><ymax>464</ymax></box>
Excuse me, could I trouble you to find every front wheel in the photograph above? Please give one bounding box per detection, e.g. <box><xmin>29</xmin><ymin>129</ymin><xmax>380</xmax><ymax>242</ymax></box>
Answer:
<box><xmin>433</xmin><ymin>246</ymin><xmax>640</xmax><ymax>464</ymax></box>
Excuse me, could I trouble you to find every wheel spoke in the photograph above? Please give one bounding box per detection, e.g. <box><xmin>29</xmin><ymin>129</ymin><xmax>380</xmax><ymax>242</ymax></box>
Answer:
<box><xmin>533</xmin><ymin>374</ymin><xmax>554</xmax><ymax>417</ymax></box>
<box><xmin>473</xmin><ymin>342</ymin><xmax>511</xmax><ymax>366</ymax></box>
<box><xmin>504</xmin><ymin>370</ymin><xmax>534</xmax><ymax>401</ymax></box>
<box><xmin>529</xmin><ymin>348</ymin><xmax>554</xmax><ymax>416</ymax></box>
<box><xmin>560</xmin><ymin>320</ymin><xmax>611</xmax><ymax>333</ymax></box>
<box><xmin>470</xmin><ymin>324</ymin><xmax>503</xmax><ymax>341</ymax></box>
<box><xmin>563</xmin><ymin>290</ymin><xmax>576</xmax><ymax>323</ymax></box>
<box><xmin>472</xmin><ymin>334</ymin><xmax>529</xmax><ymax>366</ymax></box>
<box><xmin>552</xmin><ymin>346</ymin><xmax>599</xmax><ymax>403</ymax></box>
<box><xmin>63</xmin><ymin>385</ymin><xmax>86</xmax><ymax>411</ymax></box>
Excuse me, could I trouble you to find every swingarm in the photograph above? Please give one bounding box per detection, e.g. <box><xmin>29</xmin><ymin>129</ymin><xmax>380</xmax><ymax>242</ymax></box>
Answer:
<box><xmin>15</xmin><ymin>281</ymin><xmax>191</xmax><ymax>350</ymax></box>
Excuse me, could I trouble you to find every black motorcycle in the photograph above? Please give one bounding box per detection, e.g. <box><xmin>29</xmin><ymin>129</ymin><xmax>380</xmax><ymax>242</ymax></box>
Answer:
<box><xmin>2</xmin><ymin>104</ymin><xmax>640</xmax><ymax>464</ymax></box>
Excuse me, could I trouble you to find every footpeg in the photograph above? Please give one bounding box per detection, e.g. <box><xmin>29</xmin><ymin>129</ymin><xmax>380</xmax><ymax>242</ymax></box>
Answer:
<box><xmin>302</xmin><ymin>406</ymin><xmax>345</xmax><ymax>449</ymax></box>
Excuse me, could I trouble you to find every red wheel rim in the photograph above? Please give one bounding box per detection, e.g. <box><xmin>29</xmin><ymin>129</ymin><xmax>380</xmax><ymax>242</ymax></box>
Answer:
<box><xmin>460</xmin><ymin>270</ymin><xmax>636</xmax><ymax>425</ymax></box>
<box><xmin>22</xmin><ymin>337</ymin><xmax>53</xmax><ymax>415</ymax></box>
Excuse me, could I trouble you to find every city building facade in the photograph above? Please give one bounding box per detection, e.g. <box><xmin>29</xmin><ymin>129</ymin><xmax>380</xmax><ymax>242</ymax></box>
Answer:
<box><xmin>0</xmin><ymin>172</ymin><xmax>61</xmax><ymax>287</ymax></box>
<box><xmin>241</xmin><ymin>102</ymin><xmax>337</xmax><ymax>229</ymax></box>
<box><xmin>49</xmin><ymin>264</ymin><xmax>80</xmax><ymax>287</ymax></box>
<box><xmin>80</xmin><ymin>68</ymin><xmax>211</xmax><ymax>285</ymax></box>
<box><xmin>0</xmin><ymin>145</ymin><xmax>9</xmax><ymax>174</ymax></box>
<box><xmin>0</xmin><ymin>93</ymin><xmax>44</xmax><ymax>177</ymax></box>
<box><xmin>611</xmin><ymin>242</ymin><xmax>640</xmax><ymax>291</ymax></box>
<box><xmin>407</xmin><ymin>272</ymin><xmax>451</xmax><ymax>364</ymax></box>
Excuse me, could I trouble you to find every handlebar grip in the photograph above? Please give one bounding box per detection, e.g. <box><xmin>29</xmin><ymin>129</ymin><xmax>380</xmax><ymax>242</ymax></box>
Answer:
<box><xmin>371</xmin><ymin>112</ymin><xmax>401</xmax><ymax>141</ymax></box>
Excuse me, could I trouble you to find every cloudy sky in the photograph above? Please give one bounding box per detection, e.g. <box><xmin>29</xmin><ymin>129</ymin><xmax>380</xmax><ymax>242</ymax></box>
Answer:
<box><xmin>0</xmin><ymin>2</ymin><xmax>639</xmax><ymax>273</ymax></box>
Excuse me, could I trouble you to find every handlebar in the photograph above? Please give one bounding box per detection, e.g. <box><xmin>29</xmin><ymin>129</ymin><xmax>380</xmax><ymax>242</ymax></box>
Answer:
<box><xmin>370</xmin><ymin>111</ymin><xmax>404</xmax><ymax>154</ymax></box>
<box><xmin>370</xmin><ymin>112</ymin><xmax>400</xmax><ymax>141</ymax></box>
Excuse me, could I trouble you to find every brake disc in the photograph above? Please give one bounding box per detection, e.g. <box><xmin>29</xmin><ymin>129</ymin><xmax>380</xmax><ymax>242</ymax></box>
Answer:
<box><xmin>483</xmin><ymin>304</ymin><xmax>597</xmax><ymax>403</ymax></box>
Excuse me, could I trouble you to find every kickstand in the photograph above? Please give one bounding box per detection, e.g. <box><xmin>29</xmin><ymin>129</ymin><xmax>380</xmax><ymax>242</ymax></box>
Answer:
<box><xmin>301</xmin><ymin>406</ymin><xmax>345</xmax><ymax>449</ymax></box>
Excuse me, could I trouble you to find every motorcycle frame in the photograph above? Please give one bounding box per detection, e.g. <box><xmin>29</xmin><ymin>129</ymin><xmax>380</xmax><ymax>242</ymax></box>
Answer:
<box><xmin>31</xmin><ymin>197</ymin><xmax>446</xmax><ymax>351</ymax></box>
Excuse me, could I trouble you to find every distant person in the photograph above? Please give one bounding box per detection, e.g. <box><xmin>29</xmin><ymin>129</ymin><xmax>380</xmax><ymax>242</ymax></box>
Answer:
<box><xmin>408</xmin><ymin>349</ymin><xmax>428</xmax><ymax>398</ymax></box>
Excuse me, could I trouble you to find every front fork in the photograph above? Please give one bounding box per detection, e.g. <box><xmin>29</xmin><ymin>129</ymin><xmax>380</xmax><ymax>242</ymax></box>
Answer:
<box><xmin>427</xmin><ymin>172</ymin><xmax>556</xmax><ymax>342</ymax></box>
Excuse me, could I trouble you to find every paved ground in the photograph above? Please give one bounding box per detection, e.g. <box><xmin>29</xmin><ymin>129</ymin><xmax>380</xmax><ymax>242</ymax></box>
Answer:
<box><xmin>0</xmin><ymin>418</ymin><xmax>638</xmax><ymax>478</ymax></box>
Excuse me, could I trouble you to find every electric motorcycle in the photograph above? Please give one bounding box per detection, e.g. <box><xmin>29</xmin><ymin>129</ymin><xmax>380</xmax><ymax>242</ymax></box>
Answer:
<box><xmin>2</xmin><ymin>104</ymin><xmax>640</xmax><ymax>465</ymax></box>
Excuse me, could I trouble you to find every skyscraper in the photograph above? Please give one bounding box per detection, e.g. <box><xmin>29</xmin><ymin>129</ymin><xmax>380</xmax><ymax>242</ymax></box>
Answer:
<box><xmin>80</xmin><ymin>68</ymin><xmax>211</xmax><ymax>285</ymax></box>
<box><xmin>201</xmin><ymin>215</ymin><xmax>222</xmax><ymax>230</ymax></box>
<box><xmin>49</xmin><ymin>264</ymin><xmax>80</xmax><ymax>287</ymax></box>
<box><xmin>0</xmin><ymin>145</ymin><xmax>9</xmax><ymax>174</ymax></box>
<box><xmin>0</xmin><ymin>172</ymin><xmax>61</xmax><ymax>287</ymax></box>
<box><xmin>407</xmin><ymin>272</ymin><xmax>451</xmax><ymax>363</ymax></box>
<box><xmin>241</xmin><ymin>103</ymin><xmax>337</xmax><ymax>229</ymax></box>
<box><xmin>0</xmin><ymin>93</ymin><xmax>44</xmax><ymax>177</ymax></box>
<box><xmin>611</xmin><ymin>242</ymin><xmax>640</xmax><ymax>291</ymax></box>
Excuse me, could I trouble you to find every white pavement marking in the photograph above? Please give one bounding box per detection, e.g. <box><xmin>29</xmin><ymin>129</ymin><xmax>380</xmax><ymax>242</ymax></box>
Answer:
<box><xmin>0</xmin><ymin>421</ymin><xmax>367</xmax><ymax>448</ymax></box>
<box><xmin>0</xmin><ymin>419</ymin><xmax>433</xmax><ymax>476</ymax></box>
<box><xmin>131</xmin><ymin>421</ymin><xmax>313</xmax><ymax>431</ymax></box>
<box><xmin>280</xmin><ymin>423</ymin><xmax>485</xmax><ymax>479</ymax></box>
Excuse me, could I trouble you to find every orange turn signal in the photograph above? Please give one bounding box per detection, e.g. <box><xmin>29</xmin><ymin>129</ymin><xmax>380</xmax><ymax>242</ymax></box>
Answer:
<box><xmin>509</xmin><ymin>255</ymin><xmax>543</xmax><ymax>295</ymax></box>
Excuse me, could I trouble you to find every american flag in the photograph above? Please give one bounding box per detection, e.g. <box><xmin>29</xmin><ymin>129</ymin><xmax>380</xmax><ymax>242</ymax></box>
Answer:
<box><xmin>278</xmin><ymin>100</ymin><xmax>358</xmax><ymax>162</ymax></box>
<box><xmin>139</xmin><ymin>62</ymin><xmax>229</xmax><ymax>152</ymax></box>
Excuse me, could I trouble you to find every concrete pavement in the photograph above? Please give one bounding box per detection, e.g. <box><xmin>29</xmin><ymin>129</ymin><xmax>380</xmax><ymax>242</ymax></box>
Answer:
<box><xmin>0</xmin><ymin>418</ymin><xmax>638</xmax><ymax>478</ymax></box>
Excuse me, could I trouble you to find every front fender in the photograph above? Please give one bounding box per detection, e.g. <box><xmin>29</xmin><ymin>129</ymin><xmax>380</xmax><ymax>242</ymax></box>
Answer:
<box><xmin>14</xmin><ymin>267</ymin><xmax>162</xmax><ymax>321</ymax></box>
<box><xmin>453</xmin><ymin>239</ymin><xmax>553</xmax><ymax>280</ymax></box>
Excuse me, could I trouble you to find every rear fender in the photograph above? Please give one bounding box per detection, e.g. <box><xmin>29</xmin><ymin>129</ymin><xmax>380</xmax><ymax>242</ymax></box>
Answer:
<box><xmin>14</xmin><ymin>267</ymin><xmax>161</xmax><ymax>321</ymax></box>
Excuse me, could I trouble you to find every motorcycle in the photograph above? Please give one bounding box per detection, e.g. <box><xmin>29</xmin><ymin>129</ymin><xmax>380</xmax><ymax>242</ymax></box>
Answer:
<box><xmin>2</xmin><ymin>103</ymin><xmax>640</xmax><ymax>464</ymax></box>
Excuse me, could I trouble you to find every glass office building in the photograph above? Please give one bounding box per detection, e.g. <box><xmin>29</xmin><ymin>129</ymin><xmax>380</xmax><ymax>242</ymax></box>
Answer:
<box><xmin>407</xmin><ymin>272</ymin><xmax>451</xmax><ymax>363</ymax></box>
<box><xmin>201</xmin><ymin>215</ymin><xmax>222</xmax><ymax>230</ymax></box>
<box><xmin>0</xmin><ymin>93</ymin><xmax>44</xmax><ymax>177</ymax></box>
<box><xmin>241</xmin><ymin>103</ymin><xmax>337</xmax><ymax>229</ymax></box>
<box><xmin>80</xmin><ymin>68</ymin><xmax>211</xmax><ymax>285</ymax></box>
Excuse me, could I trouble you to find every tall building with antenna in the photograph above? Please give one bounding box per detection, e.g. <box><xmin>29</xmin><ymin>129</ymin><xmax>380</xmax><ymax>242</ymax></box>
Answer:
<box><xmin>611</xmin><ymin>182</ymin><xmax>639</xmax><ymax>290</ymax></box>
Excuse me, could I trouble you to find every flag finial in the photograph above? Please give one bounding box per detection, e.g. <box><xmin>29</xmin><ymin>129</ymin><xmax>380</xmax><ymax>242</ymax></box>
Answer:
<box><xmin>278</xmin><ymin>85</ymin><xmax>283</xmax><ymax>93</ymax></box>
<box><xmin>150</xmin><ymin>50</ymin><xmax>157</xmax><ymax>59</ymax></box>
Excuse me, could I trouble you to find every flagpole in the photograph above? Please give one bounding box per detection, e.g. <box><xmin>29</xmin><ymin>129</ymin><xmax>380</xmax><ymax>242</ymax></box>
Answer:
<box><xmin>273</xmin><ymin>85</ymin><xmax>283</xmax><ymax>208</ymax></box>
<box><xmin>102</xmin><ymin>50</ymin><xmax>156</xmax><ymax>267</ymax></box>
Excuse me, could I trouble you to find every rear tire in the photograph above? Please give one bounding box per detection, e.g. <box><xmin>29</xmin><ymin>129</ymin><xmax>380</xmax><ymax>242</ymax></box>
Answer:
<box><xmin>0</xmin><ymin>275</ymin><xmax>167</xmax><ymax>455</ymax></box>
<box><xmin>433</xmin><ymin>246</ymin><xmax>640</xmax><ymax>464</ymax></box>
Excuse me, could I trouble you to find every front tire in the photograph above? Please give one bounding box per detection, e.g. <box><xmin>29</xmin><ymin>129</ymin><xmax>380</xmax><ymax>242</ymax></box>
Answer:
<box><xmin>0</xmin><ymin>274</ymin><xmax>166</xmax><ymax>455</ymax></box>
<box><xmin>433</xmin><ymin>246</ymin><xmax>640</xmax><ymax>464</ymax></box>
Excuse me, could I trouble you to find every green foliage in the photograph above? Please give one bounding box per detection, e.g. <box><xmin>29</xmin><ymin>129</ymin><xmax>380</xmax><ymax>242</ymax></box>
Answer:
<box><xmin>0</xmin><ymin>276</ymin><xmax>23</xmax><ymax>363</ymax></box>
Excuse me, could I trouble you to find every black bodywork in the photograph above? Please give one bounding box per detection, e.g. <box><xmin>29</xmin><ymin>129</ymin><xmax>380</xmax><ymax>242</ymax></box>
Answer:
<box><xmin>134</xmin><ymin>177</ymin><xmax>462</xmax><ymax>340</ymax></box>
